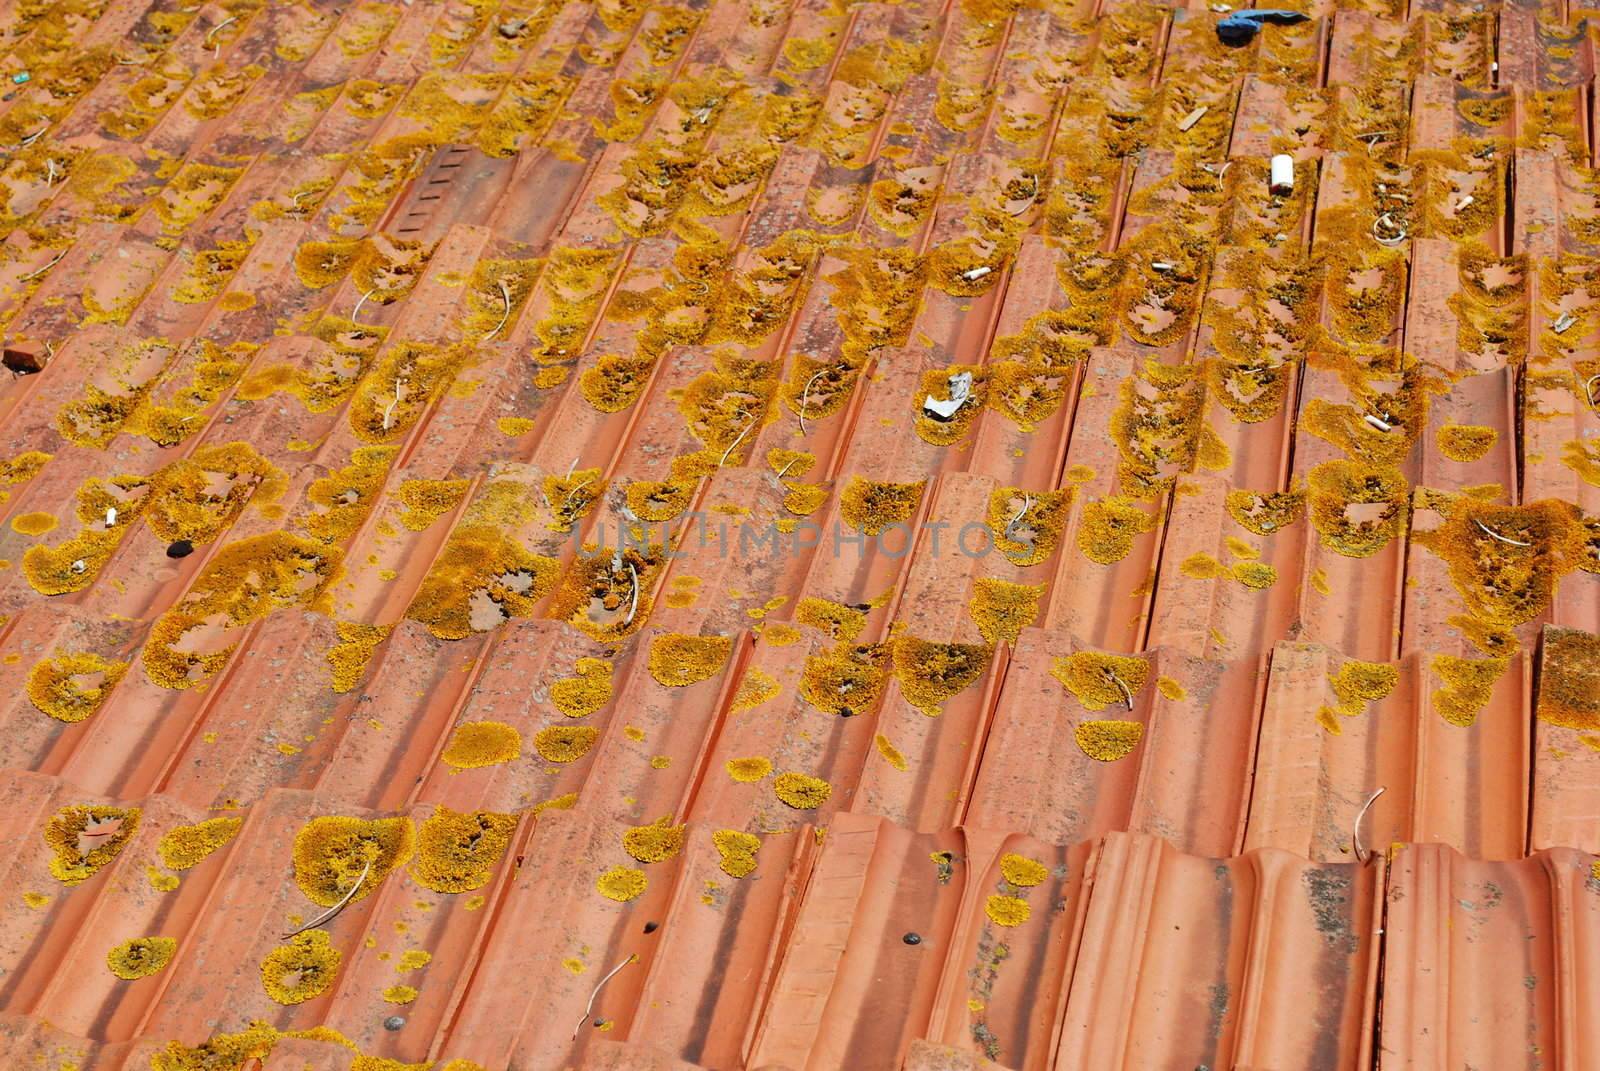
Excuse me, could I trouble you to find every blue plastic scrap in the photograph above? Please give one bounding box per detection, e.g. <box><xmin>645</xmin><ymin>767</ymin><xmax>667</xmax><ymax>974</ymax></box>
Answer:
<box><xmin>1215</xmin><ymin>9</ymin><xmax>1311</xmax><ymax>45</ymax></box>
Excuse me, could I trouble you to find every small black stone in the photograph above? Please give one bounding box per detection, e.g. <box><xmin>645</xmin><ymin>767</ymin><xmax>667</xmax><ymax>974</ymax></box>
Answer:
<box><xmin>902</xmin><ymin>932</ymin><xmax>922</xmax><ymax>946</ymax></box>
<box><xmin>166</xmin><ymin>539</ymin><xmax>194</xmax><ymax>559</ymax></box>
<box><xmin>383</xmin><ymin>1016</ymin><xmax>405</xmax><ymax>1031</ymax></box>
<box><xmin>643</xmin><ymin>921</ymin><xmax>659</xmax><ymax>934</ymax></box>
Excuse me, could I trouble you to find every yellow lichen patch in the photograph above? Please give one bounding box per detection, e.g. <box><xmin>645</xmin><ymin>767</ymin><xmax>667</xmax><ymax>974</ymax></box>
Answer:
<box><xmin>149</xmin><ymin>1021</ymin><xmax>281</xmax><ymax>1071</ymax></box>
<box><xmin>1431</xmin><ymin>654</ymin><xmax>1503</xmax><ymax>727</ymax></box>
<box><xmin>648</xmin><ymin>633</ymin><xmax>732</xmax><ymax>687</ymax></box>
<box><xmin>1437</xmin><ymin>424</ymin><xmax>1497</xmax><ymax>462</ymax></box>
<box><xmin>774</xmin><ymin>772</ymin><xmax>832</xmax><ymax>809</ymax></box>
<box><xmin>1307</xmin><ymin>460</ymin><xmax>1408</xmax><ymax>557</ymax></box>
<box><xmin>533</xmin><ymin>724</ymin><xmax>599</xmax><ymax>763</ymax></box>
<box><xmin>1156</xmin><ymin>676</ymin><xmax>1187</xmax><ymax>701</ymax></box>
<box><xmin>1323</xmin><ymin>658</ymin><xmax>1399</xmax><ymax>724</ymax></box>
<box><xmin>148</xmin><ymin>866</ymin><xmax>180</xmax><ymax>892</ymax></box>
<box><xmin>892</xmin><ymin>637</ymin><xmax>992</xmax><ymax>715</ymax></box>
<box><xmin>762</xmin><ymin>622</ymin><xmax>801</xmax><ymax>646</ymax></box>
<box><xmin>23</xmin><ymin>892</ymin><xmax>50</xmax><ymax>909</ymax></box>
<box><xmin>1225</xmin><ymin>488</ymin><xmax>1304</xmax><ymax>536</ymax></box>
<box><xmin>328</xmin><ymin>622</ymin><xmax>390</xmax><ymax>694</ymax></box>
<box><xmin>411</xmin><ymin>808</ymin><xmax>517</xmax><ymax>893</ymax></box>
<box><xmin>1231</xmin><ymin>561</ymin><xmax>1279</xmax><ymax>590</ymax></box>
<box><xmin>1052</xmin><ymin>652</ymin><xmax>1149</xmax><ymax>711</ymax></box>
<box><xmin>623</xmin><ymin>817</ymin><xmax>686</xmax><ymax>863</ymax></box>
<box><xmin>1077</xmin><ymin>496</ymin><xmax>1157</xmax><ymax>564</ymax></box>
<box><xmin>596</xmin><ymin>866</ymin><xmax>647</xmax><ymax>902</ymax></box>
<box><xmin>799</xmin><ymin>644</ymin><xmax>888</xmax><ymax>718</ymax></box>
<box><xmin>985</xmin><ymin>487</ymin><xmax>1070</xmax><ymax>566</ymax></box>
<box><xmin>1180</xmin><ymin>552</ymin><xmax>1223</xmax><ymax>579</ymax></box>
<box><xmin>395</xmin><ymin>478</ymin><xmax>469</xmax><ymax>531</ymax></box>
<box><xmin>405</xmin><ymin>526</ymin><xmax>560</xmax><ymax>640</ymax></box>
<box><xmin>441</xmin><ymin>721</ymin><xmax>521</xmax><ymax>769</ymax></box>
<box><xmin>26</xmin><ymin>651</ymin><xmax>129</xmax><ymax>723</ymax></box>
<box><xmin>713</xmin><ymin>830</ymin><xmax>761</xmax><ymax>878</ymax></box>
<box><xmin>795</xmin><ymin>596</ymin><xmax>868</xmax><ymax>642</ymax></box>
<box><xmin>1073</xmin><ymin>719</ymin><xmax>1144</xmax><ymax>761</ymax></box>
<box><xmin>985</xmin><ymin>894</ymin><xmax>1030</xmax><ymax>927</ymax></box>
<box><xmin>542</xmin><ymin>467</ymin><xmax>605</xmax><ymax>531</ymax></box>
<box><xmin>874</xmin><ymin>733</ymin><xmax>908</xmax><ymax>770</ymax></box>
<box><xmin>967</xmin><ymin>578</ymin><xmax>1044</xmax><ymax>644</ymax></box>
<box><xmin>382</xmin><ymin>985</ymin><xmax>418</xmax><ymax>1004</ymax></box>
<box><xmin>1536</xmin><ymin>628</ymin><xmax>1599</xmax><ymax>730</ymax></box>
<box><xmin>726</xmin><ymin>757</ymin><xmax>772</xmax><ymax>782</ymax></box>
<box><xmin>158</xmin><ymin>816</ymin><xmax>242</xmax><ymax>871</ymax></box>
<box><xmin>731</xmin><ymin>667</ymin><xmax>780</xmax><ymax>713</ymax></box>
<box><xmin>397</xmin><ymin>950</ymin><xmax>432</xmax><ymax>972</ymax></box>
<box><xmin>551</xmin><ymin>658</ymin><xmax>614</xmax><ymax>717</ymax></box>
<box><xmin>544</xmin><ymin>545</ymin><xmax>663</xmax><ymax>643</ymax></box>
<box><xmin>261</xmin><ymin>930</ymin><xmax>341</xmax><ymax>1005</ymax></box>
<box><xmin>10</xmin><ymin>511</ymin><xmax>56</xmax><ymax>535</ymax></box>
<box><xmin>1418</xmin><ymin>499</ymin><xmax>1587</xmax><ymax>629</ymax></box>
<box><xmin>107</xmin><ymin>936</ymin><xmax>176</xmax><ymax>980</ymax></box>
<box><xmin>999</xmin><ymin>853</ymin><xmax>1048</xmax><ymax>888</ymax></box>
<box><xmin>497</xmin><ymin>416</ymin><xmax>535</xmax><ymax>437</ymax></box>
<box><xmin>580</xmin><ymin>353</ymin><xmax>656</xmax><ymax>412</ymax></box>
<box><xmin>43</xmin><ymin>805</ymin><xmax>140</xmax><ymax>885</ymax></box>
<box><xmin>293</xmin><ymin>816</ymin><xmax>416</xmax><ymax>907</ymax></box>
<box><xmin>839</xmin><ymin>477</ymin><xmax>924</xmax><ymax>535</ymax></box>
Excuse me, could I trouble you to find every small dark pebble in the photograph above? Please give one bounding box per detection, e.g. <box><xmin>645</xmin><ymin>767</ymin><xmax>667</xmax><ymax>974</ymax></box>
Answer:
<box><xmin>592</xmin><ymin>1018</ymin><xmax>609</xmax><ymax>1029</ymax></box>
<box><xmin>383</xmin><ymin>1016</ymin><xmax>405</xmax><ymax>1031</ymax></box>
<box><xmin>902</xmin><ymin>932</ymin><xmax>921</xmax><ymax>946</ymax></box>
<box><xmin>166</xmin><ymin>539</ymin><xmax>194</xmax><ymax>559</ymax></box>
<box><xmin>643</xmin><ymin>921</ymin><xmax>659</xmax><ymax>934</ymax></box>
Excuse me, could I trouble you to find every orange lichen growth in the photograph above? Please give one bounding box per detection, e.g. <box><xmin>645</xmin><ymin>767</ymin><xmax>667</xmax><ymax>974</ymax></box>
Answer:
<box><xmin>411</xmin><ymin>808</ymin><xmax>517</xmax><ymax>893</ymax></box>
<box><xmin>839</xmin><ymin>477</ymin><xmax>924</xmax><ymax>535</ymax></box>
<box><xmin>731</xmin><ymin>668</ymin><xmax>780</xmax><ymax>713</ymax></box>
<box><xmin>800</xmin><ymin>644</ymin><xmax>888</xmax><ymax>718</ymax></box>
<box><xmin>261</xmin><ymin>930</ymin><xmax>341</xmax><ymax>1005</ymax></box>
<box><xmin>551</xmin><ymin>658</ymin><xmax>614</xmax><ymax>717</ymax></box>
<box><xmin>1052</xmin><ymin>651</ymin><xmax>1149</xmax><ymax>711</ymax></box>
<box><xmin>1181</xmin><ymin>552</ymin><xmax>1224</xmax><ymax>579</ymax></box>
<box><xmin>892</xmin><ymin>637</ymin><xmax>992</xmax><ymax>715</ymax></box>
<box><xmin>1074</xmin><ymin>720</ymin><xmax>1144</xmax><ymax>761</ymax></box>
<box><xmin>441</xmin><ymin>721</ymin><xmax>521</xmax><ymax>768</ymax></box>
<box><xmin>328</xmin><ymin>622</ymin><xmax>390</xmax><ymax>693</ymax></box>
<box><xmin>1157</xmin><ymin>676</ymin><xmax>1187</xmax><ymax>700</ymax></box>
<box><xmin>967</xmin><ymin>578</ymin><xmax>1043</xmax><ymax>644</ymax></box>
<box><xmin>874</xmin><ymin>733</ymin><xmax>908</xmax><ymax>770</ymax></box>
<box><xmin>26</xmin><ymin>651</ymin><xmax>129</xmax><ymax>723</ymax></box>
<box><xmin>1537</xmin><ymin>628</ymin><xmax>1598</xmax><ymax>730</ymax></box>
<box><xmin>396</xmin><ymin>478</ymin><xmax>469</xmax><ymax>531</ymax></box>
<box><xmin>10</xmin><ymin>511</ymin><xmax>56</xmax><ymax>535</ymax></box>
<box><xmin>1077</xmin><ymin>496</ymin><xmax>1157</xmax><ymax>564</ymax></box>
<box><xmin>533</xmin><ymin>724</ymin><xmax>598</xmax><ymax>763</ymax></box>
<box><xmin>596</xmin><ymin>866</ymin><xmax>647</xmax><ymax>902</ymax></box>
<box><xmin>1307</xmin><ymin>460</ymin><xmax>1409</xmax><ymax>557</ymax></box>
<box><xmin>158</xmin><ymin>817</ymin><xmax>242</xmax><ymax>871</ymax></box>
<box><xmin>623</xmin><ymin>817</ymin><xmax>686</xmax><ymax>863</ymax></box>
<box><xmin>985</xmin><ymin>894</ymin><xmax>1030</xmax><ymax>927</ymax></box>
<box><xmin>1437</xmin><ymin>424</ymin><xmax>1497</xmax><ymax>462</ymax></box>
<box><xmin>1000</xmin><ymin>853</ymin><xmax>1048</xmax><ymax>888</ymax></box>
<box><xmin>795</xmin><ymin>596</ymin><xmax>868</xmax><ymax>642</ymax></box>
<box><xmin>713</xmin><ymin>830</ymin><xmax>761</xmax><ymax>878</ymax></box>
<box><xmin>986</xmin><ymin>487</ymin><xmax>1070</xmax><ymax>566</ymax></box>
<box><xmin>405</xmin><ymin>526</ymin><xmax>560</xmax><ymax>640</ymax></box>
<box><xmin>383</xmin><ymin>985</ymin><xmax>419</xmax><ymax>1004</ymax></box>
<box><xmin>726</xmin><ymin>757</ymin><xmax>773</xmax><ymax>782</ymax></box>
<box><xmin>44</xmin><ymin>805</ymin><xmax>140</xmax><ymax>885</ymax></box>
<box><xmin>1417</xmin><ymin>498</ymin><xmax>1588</xmax><ymax>628</ymax></box>
<box><xmin>648</xmin><ymin>633</ymin><xmax>732</xmax><ymax>686</ymax></box>
<box><xmin>774</xmin><ymin>772</ymin><xmax>832</xmax><ymax>809</ymax></box>
<box><xmin>107</xmin><ymin>936</ymin><xmax>176</xmax><ymax>980</ymax></box>
<box><xmin>293</xmin><ymin>816</ymin><xmax>415</xmax><ymax>907</ymax></box>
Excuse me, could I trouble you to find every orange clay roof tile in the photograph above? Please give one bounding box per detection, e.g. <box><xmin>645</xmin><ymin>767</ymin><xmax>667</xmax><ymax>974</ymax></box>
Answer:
<box><xmin>0</xmin><ymin>0</ymin><xmax>1598</xmax><ymax>1067</ymax></box>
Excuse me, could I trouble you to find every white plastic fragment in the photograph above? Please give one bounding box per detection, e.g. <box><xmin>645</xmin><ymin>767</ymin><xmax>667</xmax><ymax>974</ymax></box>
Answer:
<box><xmin>961</xmin><ymin>265</ymin><xmax>992</xmax><ymax>281</ymax></box>
<box><xmin>1454</xmin><ymin>195</ymin><xmax>1474</xmax><ymax>212</ymax></box>
<box><xmin>922</xmin><ymin>371</ymin><xmax>973</xmax><ymax>420</ymax></box>
<box><xmin>105</xmin><ymin>507</ymin><xmax>116</xmax><ymax>526</ymax></box>
<box><xmin>1553</xmin><ymin>311</ymin><xmax>1577</xmax><ymax>334</ymax></box>
<box><xmin>1269</xmin><ymin>154</ymin><xmax>1295</xmax><ymax>195</ymax></box>
<box><xmin>1177</xmin><ymin>105</ymin><xmax>1208</xmax><ymax>132</ymax></box>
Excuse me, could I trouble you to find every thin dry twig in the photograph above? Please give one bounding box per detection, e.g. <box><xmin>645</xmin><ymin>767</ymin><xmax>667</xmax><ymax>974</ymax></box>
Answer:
<box><xmin>481</xmin><ymin>279</ymin><xmax>512</xmax><ymax>341</ymax></box>
<box><xmin>561</xmin><ymin>477</ymin><xmax>594</xmax><ymax>510</ymax></box>
<box><xmin>773</xmin><ymin>456</ymin><xmax>801</xmax><ymax>481</ymax></box>
<box><xmin>1474</xmin><ymin>517</ymin><xmax>1532</xmax><ymax>547</ymax></box>
<box><xmin>283</xmin><ymin>859</ymin><xmax>371</xmax><ymax>939</ymax></box>
<box><xmin>204</xmin><ymin>14</ymin><xmax>238</xmax><ymax>50</ymax></box>
<box><xmin>19</xmin><ymin>248</ymin><xmax>66</xmax><ymax>282</ymax></box>
<box><xmin>1106</xmin><ymin>670</ymin><xmax>1134</xmax><ymax>711</ymax></box>
<box><xmin>623</xmin><ymin>560</ymin><xmax>640</xmax><ymax>626</ymax></box>
<box><xmin>572</xmin><ymin>955</ymin><xmax>637</xmax><ymax>1038</ymax></box>
<box><xmin>718</xmin><ymin>416</ymin><xmax>754</xmax><ymax>467</ymax></box>
<box><xmin>796</xmin><ymin>368</ymin><xmax>827</xmax><ymax>434</ymax></box>
<box><xmin>1353</xmin><ymin>787</ymin><xmax>1386</xmax><ymax>864</ymax></box>
<box><xmin>351</xmin><ymin>288</ymin><xmax>375</xmax><ymax>324</ymax></box>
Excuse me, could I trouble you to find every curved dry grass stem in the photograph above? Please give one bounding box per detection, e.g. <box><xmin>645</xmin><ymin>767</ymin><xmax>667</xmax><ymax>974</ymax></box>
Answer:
<box><xmin>774</xmin><ymin>456</ymin><xmax>801</xmax><ymax>480</ymax></box>
<box><xmin>561</xmin><ymin>477</ymin><xmax>594</xmax><ymax>509</ymax></box>
<box><xmin>204</xmin><ymin>14</ymin><xmax>237</xmax><ymax>50</ymax></box>
<box><xmin>718</xmin><ymin>416</ymin><xmax>755</xmax><ymax>468</ymax></box>
<box><xmin>482</xmin><ymin>279</ymin><xmax>512</xmax><ymax>341</ymax></box>
<box><xmin>1003</xmin><ymin>494</ymin><xmax>1032</xmax><ymax>541</ymax></box>
<box><xmin>282</xmin><ymin>859</ymin><xmax>371</xmax><ymax>939</ymax></box>
<box><xmin>351</xmin><ymin>289</ymin><xmax>375</xmax><ymax>324</ymax></box>
<box><xmin>624</xmin><ymin>560</ymin><xmax>640</xmax><ymax>625</ymax></box>
<box><xmin>1474</xmin><ymin>517</ymin><xmax>1531</xmax><ymax>547</ymax></box>
<box><xmin>1584</xmin><ymin>373</ymin><xmax>1600</xmax><ymax>410</ymax></box>
<box><xmin>19</xmin><ymin>248</ymin><xmax>66</xmax><ymax>282</ymax></box>
<box><xmin>572</xmin><ymin>955</ymin><xmax>636</xmax><ymax>1038</ymax></box>
<box><xmin>1353</xmin><ymin>786</ymin><xmax>1386</xmax><ymax>864</ymax></box>
<box><xmin>1106</xmin><ymin>670</ymin><xmax>1134</xmax><ymax>711</ymax></box>
<box><xmin>797</xmin><ymin>368</ymin><xmax>827</xmax><ymax>434</ymax></box>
